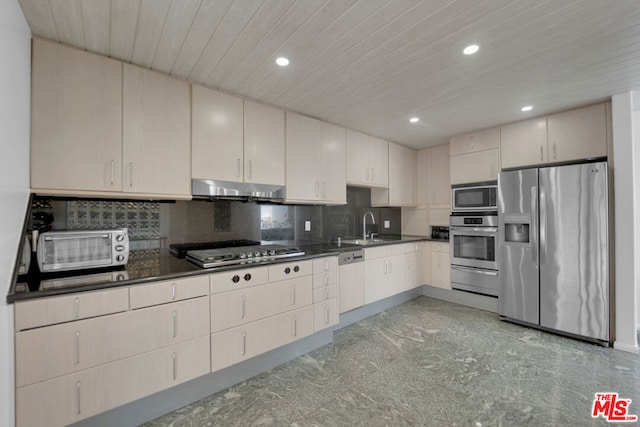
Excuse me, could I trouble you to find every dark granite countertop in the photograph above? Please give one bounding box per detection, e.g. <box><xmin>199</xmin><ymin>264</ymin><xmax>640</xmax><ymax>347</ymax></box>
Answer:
<box><xmin>7</xmin><ymin>235</ymin><xmax>431</xmax><ymax>303</ymax></box>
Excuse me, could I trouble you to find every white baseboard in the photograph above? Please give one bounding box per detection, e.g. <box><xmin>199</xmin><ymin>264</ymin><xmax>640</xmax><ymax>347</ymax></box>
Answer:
<box><xmin>614</xmin><ymin>341</ymin><xmax>639</xmax><ymax>354</ymax></box>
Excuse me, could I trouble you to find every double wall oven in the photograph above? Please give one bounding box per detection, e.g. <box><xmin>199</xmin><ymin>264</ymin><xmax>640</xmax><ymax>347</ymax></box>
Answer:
<box><xmin>450</xmin><ymin>182</ymin><xmax>499</xmax><ymax>297</ymax></box>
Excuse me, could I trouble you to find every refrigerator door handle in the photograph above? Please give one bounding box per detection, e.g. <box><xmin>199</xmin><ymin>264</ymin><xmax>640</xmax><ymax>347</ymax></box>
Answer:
<box><xmin>531</xmin><ymin>186</ymin><xmax>538</xmax><ymax>265</ymax></box>
<box><xmin>539</xmin><ymin>188</ymin><xmax>547</xmax><ymax>265</ymax></box>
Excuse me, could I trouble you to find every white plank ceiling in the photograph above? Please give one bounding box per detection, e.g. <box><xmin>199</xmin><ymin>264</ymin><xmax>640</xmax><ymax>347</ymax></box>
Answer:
<box><xmin>18</xmin><ymin>0</ymin><xmax>640</xmax><ymax>148</ymax></box>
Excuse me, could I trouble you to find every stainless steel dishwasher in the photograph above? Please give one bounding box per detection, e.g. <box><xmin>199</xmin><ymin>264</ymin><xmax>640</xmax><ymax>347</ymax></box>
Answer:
<box><xmin>338</xmin><ymin>249</ymin><xmax>365</xmax><ymax>313</ymax></box>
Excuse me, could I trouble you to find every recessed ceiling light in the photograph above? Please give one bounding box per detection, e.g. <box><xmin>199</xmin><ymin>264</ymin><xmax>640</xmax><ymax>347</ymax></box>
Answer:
<box><xmin>409</xmin><ymin>117</ymin><xmax>420</xmax><ymax>123</ymax></box>
<box><xmin>463</xmin><ymin>44</ymin><xmax>479</xmax><ymax>55</ymax></box>
<box><xmin>521</xmin><ymin>105</ymin><xmax>533</xmax><ymax>112</ymax></box>
<box><xmin>276</xmin><ymin>57</ymin><xmax>289</xmax><ymax>67</ymax></box>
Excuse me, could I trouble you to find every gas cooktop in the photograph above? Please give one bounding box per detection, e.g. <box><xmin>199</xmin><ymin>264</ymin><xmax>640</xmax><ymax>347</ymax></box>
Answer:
<box><xmin>186</xmin><ymin>244</ymin><xmax>305</xmax><ymax>269</ymax></box>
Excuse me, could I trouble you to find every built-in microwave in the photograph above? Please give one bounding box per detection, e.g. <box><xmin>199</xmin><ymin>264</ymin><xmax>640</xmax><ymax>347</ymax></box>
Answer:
<box><xmin>452</xmin><ymin>182</ymin><xmax>497</xmax><ymax>212</ymax></box>
<box><xmin>36</xmin><ymin>229</ymin><xmax>129</xmax><ymax>273</ymax></box>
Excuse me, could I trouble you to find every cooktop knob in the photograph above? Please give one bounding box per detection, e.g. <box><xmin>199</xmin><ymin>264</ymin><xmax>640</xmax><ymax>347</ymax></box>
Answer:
<box><xmin>239</xmin><ymin>253</ymin><xmax>247</xmax><ymax>259</ymax></box>
<box><xmin>247</xmin><ymin>253</ymin><xmax>253</xmax><ymax>258</ymax></box>
<box><xmin>254</xmin><ymin>251</ymin><xmax>261</xmax><ymax>257</ymax></box>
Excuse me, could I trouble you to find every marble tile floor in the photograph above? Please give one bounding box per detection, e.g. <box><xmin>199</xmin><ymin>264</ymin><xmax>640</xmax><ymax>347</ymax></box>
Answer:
<box><xmin>144</xmin><ymin>297</ymin><xmax>640</xmax><ymax>426</ymax></box>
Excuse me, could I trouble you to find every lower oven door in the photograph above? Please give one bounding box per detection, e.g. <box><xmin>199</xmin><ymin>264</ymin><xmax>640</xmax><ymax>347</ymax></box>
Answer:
<box><xmin>451</xmin><ymin>265</ymin><xmax>499</xmax><ymax>297</ymax></box>
<box><xmin>450</xmin><ymin>226</ymin><xmax>498</xmax><ymax>270</ymax></box>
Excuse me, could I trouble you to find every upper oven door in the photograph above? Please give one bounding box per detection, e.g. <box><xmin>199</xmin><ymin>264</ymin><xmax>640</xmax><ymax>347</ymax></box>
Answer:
<box><xmin>452</xmin><ymin>184</ymin><xmax>497</xmax><ymax>212</ymax></box>
<box><xmin>450</xmin><ymin>226</ymin><xmax>498</xmax><ymax>270</ymax></box>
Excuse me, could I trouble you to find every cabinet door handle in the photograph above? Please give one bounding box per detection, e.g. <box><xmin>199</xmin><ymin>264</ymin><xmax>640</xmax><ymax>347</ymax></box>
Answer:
<box><xmin>241</xmin><ymin>332</ymin><xmax>247</xmax><ymax>356</ymax></box>
<box><xmin>366</xmin><ymin>167</ymin><xmax>370</xmax><ymax>181</ymax></box>
<box><xmin>389</xmin><ymin>260</ymin><xmax>393</xmax><ymax>274</ymax></box>
<box><xmin>172</xmin><ymin>352</ymin><xmax>177</xmax><ymax>380</ymax></box>
<box><xmin>172</xmin><ymin>311</ymin><xmax>177</xmax><ymax>338</ymax></box>
<box><xmin>325</xmin><ymin>287</ymin><xmax>329</xmax><ymax>300</ymax></box>
<box><xmin>540</xmin><ymin>145</ymin><xmax>543</xmax><ymax>162</ymax></box>
<box><xmin>371</xmin><ymin>167</ymin><xmax>375</xmax><ymax>181</ymax></box>
<box><xmin>76</xmin><ymin>381</ymin><xmax>81</xmax><ymax>415</ymax></box>
<box><xmin>129</xmin><ymin>162</ymin><xmax>134</xmax><ymax>187</ymax></box>
<box><xmin>322</xmin><ymin>181</ymin><xmax>327</xmax><ymax>198</ymax></box>
<box><xmin>324</xmin><ymin>274</ymin><xmax>329</xmax><ymax>286</ymax></box>
<box><xmin>110</xmin><ymin>160</ymin><xmax>115</xmax><ymax>186</ymax></box>
<box><xmin>553</xmin><ymin>142</ymin><xmax>557</xmax><ymax>160</ymax></box>
<box><xmin>291</xmin><ymin>285</ymin><xmax>296</xmax><ymax>305</ymax></box>
<box><xmin>315</xmin><ymin>181</ymin><xmax>320</xmax><ymax>197</ymax></box>
<box><xmin>75</xmin><ymin>331</ymin><xmax>80</xmax><ymax>364</ymax></box>
<box><xmin>325</xmin><ymin>305</ymin><xmax>330</xmax><ymax>324</ymax></box>
<box><xmin>237</xmin><ymin>158</ymin><xmax>241</xmax><ymax>178</ymax></box>
<box><xmin>73</xmin><ymin>297</ymin><xmax>79</xmax><ymax>319</ymax></box>
<box><xmin>292</xmin><ymin>317</ymin><xmax>297</xmax><ymax>337</ymax></box>
<box><xmin>241</xmin><ymin>295</ymin><xmax>246</xmax><ymax>319</ymax></box>
<box><xmin>324</xmin><ymin>260</ymin><xmax>329</xmax><ymax>271</ymax></box>
<box><xmin>248</xmin><ymin>160</ymin><xmax>252</xmax><ymax>179</ymax></box>
<box><xmin>383</xmin><ymin>261</ymin><xmax>387</xmax><ymax>275</ymax></box>
<box><xmin>171</xmin><ymin>282</ymin><xmax>176</xmax><ymax>300</ymax></box>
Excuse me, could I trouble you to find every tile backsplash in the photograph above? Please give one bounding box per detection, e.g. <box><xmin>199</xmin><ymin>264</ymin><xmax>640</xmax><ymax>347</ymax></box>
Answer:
<box><xmin>29</xmin><ymin>187</ymin><xmax>401</xmax><ymax>253</ymax></box>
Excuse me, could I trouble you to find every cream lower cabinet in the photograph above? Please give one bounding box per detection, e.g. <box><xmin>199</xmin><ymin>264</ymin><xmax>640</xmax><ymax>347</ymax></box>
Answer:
<box><xmin>210</xmin><ymin>259</ymin><xmax>321</xmax><ymax>372</ymax></box>
<box><xmin>15</xmin><ymin>291</ymin><xmax>210</xmax><ymax>427</ymax></box>
<box><xmin>211</xmin><ymin>306</ymin><xmax>314</xmax><ymax>372</ymax></box>
<box><xmin>312</xmin><ymin>256</ymin><xmax>339</xmax><ymax>331</ymax></box>
<box><xmin>404</xmin><ymin>242</ymin><xmax>425</xmax><ymax>290</ymax></box>
<box><xmin>364</xmin><ymin>245</ymin><xmax>406</xmax><ymax>304</ymax></box>
<box><xmin>430</xmin><ymin>242</ymin><xmax>451</xmax><ymax>289</ymax></box>
<box><xmin>17</xmin><ymin>335</ymin><xmax>209</xmax><ymax>427</ymax></box>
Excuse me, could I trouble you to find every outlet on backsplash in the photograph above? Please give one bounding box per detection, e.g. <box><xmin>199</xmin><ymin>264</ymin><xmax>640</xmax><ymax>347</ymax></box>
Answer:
<box><xmin>304</xmin><ymin>221</ymin><xmax>311</xmax><ymax>232</ymax></box>
<box><xmin>384</xmin><ymin>220</ymin><xmax>390</xmax><ymax>229</ymax></box>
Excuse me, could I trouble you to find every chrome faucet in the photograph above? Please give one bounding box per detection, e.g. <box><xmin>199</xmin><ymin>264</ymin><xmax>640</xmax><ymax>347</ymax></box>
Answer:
<box><xmin>363</xmin><ymin>211</ymin><xmax>376</xmax><ymax>240</ymax></box>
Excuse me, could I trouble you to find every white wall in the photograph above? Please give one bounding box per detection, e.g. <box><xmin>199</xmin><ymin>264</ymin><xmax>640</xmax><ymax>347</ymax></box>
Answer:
<box><xmin>0</xmin><ymin>0</ymin><xmax>31</xmax><ymax>426</ymax></box>
<box><xmin>633</xmin><ymin>106</ymin><xmax>640</xmax><ymax>330</ymax></box>
<box><xmin>612</xmin><ymin>92</ymin><xmax>639</xmax><ymax>353</ymax></box>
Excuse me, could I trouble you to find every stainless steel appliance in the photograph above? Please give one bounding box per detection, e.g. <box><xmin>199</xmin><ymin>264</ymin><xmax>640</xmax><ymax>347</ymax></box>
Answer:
<box><xmin>192</xmin><ymin>179</ymin><xmax>285</xmax><ymax>201</ymax></box>
<box><xmin>452</xmin><ymin>182</ymin><xmax>497</xmax><ymax>212</ymax></box>
<box><xmin>338</xmin><ymin>249</ymin><xmax>364</xmax><ymax>313</ymax></box>
<box><xmin>449</xmin><ymin>214</ymin><xmax>498</xmax><ymax>296</ymax></box>
<box><xmin>36</xmin><ymin>229</ymin><xmax>129</xmax><ymax>273</ymax></box>
<box><xmin>498</xmin><ymin>161</ymin><xmax>609</xmax><ymax>343</ymax></box>
<box><xmin>186</xmin><ymin>244</ymin><xmax>305</xmax><ymax>269</ymax></box>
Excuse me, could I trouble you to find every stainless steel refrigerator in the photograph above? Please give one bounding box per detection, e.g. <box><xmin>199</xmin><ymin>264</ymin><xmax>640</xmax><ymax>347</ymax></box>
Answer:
<box><xmin>498</xmin><ymin>161</ymin><xmax>609</xmax><ymax>343</ymax></box>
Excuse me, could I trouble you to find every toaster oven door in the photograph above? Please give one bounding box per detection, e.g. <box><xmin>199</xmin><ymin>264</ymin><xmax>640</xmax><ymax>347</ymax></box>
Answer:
<box><xmin>38</xmin><ymin>232</ymin><xmax>114</xmax><ymax>272</ymax></box>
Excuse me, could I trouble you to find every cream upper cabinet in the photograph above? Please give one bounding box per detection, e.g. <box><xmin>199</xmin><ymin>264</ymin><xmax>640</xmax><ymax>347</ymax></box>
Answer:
<box><xmin>192</xmin><ymin>87</ymin><xmax>285</xmax><ymax>186</ymax></box>
<box><xmin>547</xmin><ymin>103</ymin><xmax>608</xmax><ymax>163</ymax></box>
<box><xmin>285</xmin><ymin>112</ymin><xmax>346</xmax><ymax>204</ymax></box>
<box><xmin>191</xmin><ymin>85</ymin><xmax>244</xmax><ymax>181</ymax></box>
<box><xmin>373</xmin><ymin>142</ymin><xmax>416</xmax><ymax>207</ymax></box>
<box><xmin>244</xmin><ymin>100</ymin><xmax>285</xmax><ymax>185</ymax></box>
<box><xmin>500</xmin><ymin>117</ymin><xmax>548</xmax><ymax>169</ymax></box>
<box><xmin>449</xmin><ymin>127</ymin><xmax>499</xmax><ymax>156</ymax></box>
<box><xmin>321</xmin><ymin>121</ymin><xmax>347</xmax><ymax>204</ymax></box>
<box><xmin>450</xmin><ymin>149</ymin><xmax>500</xmax><ymax>185</ymax></box>
<box><xmin>450</xmin><ymin>127</ymin><xmax>500</xmax><ymax>185</ymax></box>
<box><xmin>430</xmin><ymin>143</ymin><xmax>451</xmax><ymax>205</ymax></box>
<box><xmin>122</xmin><ymin>64</ymin><xmax>191</xmax><ymax>197</ymax></box>
<box><xmin>31</xmin><ymin>38</ymin><xmax>123</xmax><ymax>193</ymax></box>
<box><xmin>500</xmin><ymin>102</ymin><xmax>608</xmax><ymax>169</ymax></box>
<box><xmin>417</xmin><ymin>143</ymin><xmax>450</xmax><ymax>205</ymax></box>
<box><xmin>346</xmin><ymin>130</ymin><xmax>388</xmax><ymax>187</ymax></box>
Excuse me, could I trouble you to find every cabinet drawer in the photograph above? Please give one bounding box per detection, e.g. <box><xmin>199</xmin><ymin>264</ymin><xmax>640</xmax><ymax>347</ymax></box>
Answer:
<box><xmin>432</xmin><ymin>242</ymin><xmax>449</xmax><ymax>253</ymax></box>
<box><xmin>312</xmin><ymin>270</ymin><xmax>338</xmax><ymax>288</ymax></box>
<box><xmin>16</xmin><ymin>335</ymin><xmax>210</xmax><ymax>427</ymax></box>
<box><xmin>364</xmin><ymin>246</ymin><xmax>386</xmax><ymax>260</ymax></box>
<box><xmin>313</xmin><ymin>284</ymin><xmax>337</xmax><ymax>303</ymax></box>
<box><xmin>313</xmin><ymin>298</ymin><xmax>339</xmax><ymax>332</ymax></box>
<box><xmin>268</xmin><ymin>259</ymin><xmax>312</xmax><ymax>282</ymax></box>
<box><xmin>211</xmin><ymin>306</ymin><xmax>314</xmax><ymax>372</ymax></box>
<box><xmin>211</xmin><ymin>276</ymin><xmax>313</xmax><ymax>332</ymax></box>
<box><xmin>403</xmin><ymin>242</ymin><xmax>424</xmax><ymax>253</ymax></box>
<box><xmin>130</xmin><ymin>275</ymin><xmax>209</xmax><ymax>309</ymax></box>
<box><xmin>312</xmin><ymin>256</ymin><xmax>338</xmax><ymax>273</ymax></box>
<box><xmin>16</xmin><ymin>297</ymin><xmax>209</xmax><ymax>387</ymax></box>
<box><xmin>210</xmin><ymin>266</ymin><xmax>269</xmax><ymax>294</ymax></box>
<box><xmin>15</xmin><ymin>287</ymin><xmax>129</xmax><ymax>331</ymax></box>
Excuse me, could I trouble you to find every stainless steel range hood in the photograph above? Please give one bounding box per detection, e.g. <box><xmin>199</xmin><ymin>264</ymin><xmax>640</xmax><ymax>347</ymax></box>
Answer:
<box><xmin>192</xmin><ymin>179</ymin><xmax>285</xmax><ymax>202</ymax></box>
